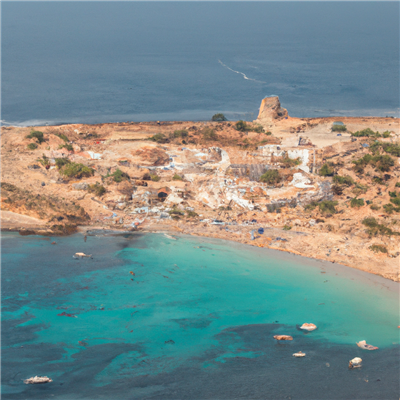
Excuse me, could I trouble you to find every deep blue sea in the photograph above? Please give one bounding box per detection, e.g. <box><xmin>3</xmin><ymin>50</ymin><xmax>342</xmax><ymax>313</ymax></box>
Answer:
<box><xmin>2</xmin><ymin>232</ymin><xmax>399</xmax><ymax>399</ymax></box>
<box><xmin>1</xmin><ymin>2</ymin><xmax>399</xmax><ymax>126</ymax></box>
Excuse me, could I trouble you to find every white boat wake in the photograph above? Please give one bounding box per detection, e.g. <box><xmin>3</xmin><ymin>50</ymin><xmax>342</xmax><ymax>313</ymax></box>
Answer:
<box><xmin>218</xmin><ymin>60</ymin><xmax>266</xmax><ymax>83</ymax></box>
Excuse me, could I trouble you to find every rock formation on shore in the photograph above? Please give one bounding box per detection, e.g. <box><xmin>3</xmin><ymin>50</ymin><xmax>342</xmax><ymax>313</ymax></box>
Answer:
<box><xmin>256</xmin><ymin>96</ymin><xmax>288</xmax><ymax>124</ymax></box>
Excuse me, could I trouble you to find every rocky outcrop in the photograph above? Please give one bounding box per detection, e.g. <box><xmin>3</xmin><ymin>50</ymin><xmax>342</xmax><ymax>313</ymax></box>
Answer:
<box><xmin>256</xmin><ymin>96</ymin><xmax>288</xmax><ymax>123</ymax></box>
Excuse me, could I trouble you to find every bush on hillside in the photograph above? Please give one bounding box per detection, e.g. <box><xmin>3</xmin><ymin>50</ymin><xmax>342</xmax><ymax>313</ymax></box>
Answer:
<box><xmin>55</xmin><ymin>158</ymin><xmax>71</xmax><ymax>169</ymax></box>
<box><xmin>27</xmin><ymin>130</ymin><xmax>45</xmax><ymax>144</ymax></box>
<box><xmin>211</xmin><ymin>113</ymin><xmax>227</xmax><ymax>121</ymax></box>
<box><xmin>350</xmin><ymin>198</ymin><xmax>364</xmax><ymax>208</ymax></box>
<box><xmin>369</xmin><ymin>244</ymin><xmax>388</xmax><ymax>253</ymax></box>
<box><xmin>111</xmin><ymin>169</ymin><xmax>130</xmax><ymax>183</ymax></box>
<box><xmin>332</xmin><ymin>124</ymin><xmax>347</xmax><ymax>132</ymax></box>
<box><xmin>319</xmin><ymin>163</ymin><xmax>334</xmax><ymax>176</ymax></box>
<box><xmin>88</xmin><ymin>182</ymin><xmax>106</xmax><ymax>197</ymax></box>
<box><xmin>173</xmin><ymin>174</ymin><xmax>183</xmax><ymax>181</ymax></box>
<box><xmin>27</xmin><ymin>143</ymin><xmax>38</xmax><ymax>150</ymax></box>
<box><xmin>260</xmin><ymin>169</ymin><xmax>281</xmax><ymax>185</ymax></box>
<box><xmin>61</xmin><ymin>163</ymin><xmax>94</xmax><ymax>179</ymax></box>
<box><xmin>202</xmin><ymin>128</ymin><xmax>218</xmax><ymax>141</ymax></box>
<box><xmin>333</xmin><ymin>175</ymin><xmax>354</xmax><ymax>186</ymax></box>
<box><xmin>149</xmin><ymin>133</ymin><xmax>168</xmax><ymax>143</ymax></box>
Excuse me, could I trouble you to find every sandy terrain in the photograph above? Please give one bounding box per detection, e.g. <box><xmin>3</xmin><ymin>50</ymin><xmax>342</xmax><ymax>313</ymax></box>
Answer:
<box><xmin>2</xmin><ymin>98</ymin><xmax>399</xmax><ymax>281</ymax></box>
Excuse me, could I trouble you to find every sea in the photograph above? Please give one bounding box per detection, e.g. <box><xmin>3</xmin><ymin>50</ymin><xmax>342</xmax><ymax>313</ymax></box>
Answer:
<box><xmin>1</xmin><ymin>2</ymin><xmax>399</xmax><ymax>126</ymax></box>
<box><xmin>1</xmin><ymin>232</ymin><xmax>399</xmax><ymax>399</ymax></box>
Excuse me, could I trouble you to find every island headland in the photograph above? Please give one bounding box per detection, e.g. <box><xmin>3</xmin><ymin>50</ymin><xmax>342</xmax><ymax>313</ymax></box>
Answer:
<box><xmin>1</xmin><ymin>97</ymin><xmax>399</xmax><ymax>281</ymax></box>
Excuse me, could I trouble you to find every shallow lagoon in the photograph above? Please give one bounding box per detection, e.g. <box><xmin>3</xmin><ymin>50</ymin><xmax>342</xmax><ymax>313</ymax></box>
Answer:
<box><xmin>2</xmin><ymin>232</ymin><xmax>399</xmax><ymax>399</ymax></box>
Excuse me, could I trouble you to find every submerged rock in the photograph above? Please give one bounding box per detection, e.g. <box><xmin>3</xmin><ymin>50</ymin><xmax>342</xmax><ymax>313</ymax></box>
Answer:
<box><xmin>24</xmin><ymin>376</ymin><xmax>53</xmax><ymax>384</ymax></box>
<box><xmin>273</xmin><ymin>335</ymin><xmax>293</xmax><ymax>341</ymax></box>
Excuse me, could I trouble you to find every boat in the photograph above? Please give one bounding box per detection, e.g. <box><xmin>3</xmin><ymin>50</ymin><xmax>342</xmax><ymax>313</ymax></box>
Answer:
<box><xmin>24</xmin><ymin>376</ymin><xmax>53</xmax><ymax>384</ymax></box>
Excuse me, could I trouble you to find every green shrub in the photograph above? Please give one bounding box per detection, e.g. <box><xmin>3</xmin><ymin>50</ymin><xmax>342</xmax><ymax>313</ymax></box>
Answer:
<box><xmin>202</xmin><ymin>128</ymin><xmax>218</xmax><ymax>141</ymax></box>
<box><xmin>211</xmin><ymin>113</ymin><xmax>227</xmax><ymax>121</ymax></box>
<box><xmin>352</xmin><ymin>183</ymin><xmax>368</xmax><ymax>195</ymax></box>
<box><xmin>351</xmin><ymin>128</ymin><xmax>381</xmax><ymax>138</ymax></box>
<box><xmin>382</xmin><ymin>131</ymin><xmax>391</xmax><ymax>138</ymax></box>
<box><xmin>304</xmin><ymin>201</ymin><xmax>318</xmax><ymax>211</ymax></box>
<box><xmin>373</xmin><ymin>177</ymin><xmax>384</xmax><ymax>185</ymax></box>
<box><xmin>370</xmin><ymin>204</ymin><xmax>380</xmax><ymax>210</ymax></box>
<box><xmin>350</xmin><ymin>198</ymin><xmax>364</xmax><ymax>208</ymax></box>
<box><xmin>395</xmin><ymin>182</ymin><xmax>400</xmax><ymax>188</ymax></box>
<box><xmin>390</xmin><ymin>197</ymin><xmax>400</xmax><ymax>206</ymax></box>
<box><xmin>260</xmin><ymin>169</ymin><xmax>281</xmax><ymax>185</ymax></box>
<box><xmin>283</xmin><ymin>225</ymin><xmax>292</xmax><ymax>230</ymax></box>
<box><xmin>369</xmin><ymin>141</ymin><xmax>400</xmax><ymax>157</ymax></box>
<box><xmin>172</xmin><ymin>174</ymin><xmax>183</xmax><ymax>181</ymax></box>
<box><xmin>88</xmin><ymin>182</ymin><xmax>106</xmax><ymax>197</ymax></box>
<box><xmin>265</xmin><ymin>131</ymin><xmax>272</xmax><ymax>136</ymax></box>
<box><xmin>55</xmin><ymin>133</ymin><xmax>69</xmax><ymax>142</ymax></box>
<box><xmin>172</xmin><ymin>129</ymin><xmax>188</xmax><ymax>138</ymax></box>
<box><xmin>27</xmin><ymin>143</ymin><xmax>38</xmax><ymax>150</ymax></box>
<box><xmin>353</xmin><ymin>154</ymin><xmax>395</xmax><ymax>173</ymax></box>
<box><xmin>111</xmin><ymin>169</ymin><xmax>129</xmax><ymax>183</ymax></box>
<box><xmin>362</xmin><ymin>217</ymin><xmax>399</xmax><ymax>235</ymax></box>
<box><xmin>235</xmin><ymin>120</ymin><xmax>247</xmax><ymax>132</ymax></box>
<box><xmin>26</xmin><ymin>130</ymin><xmax>45</xmax><ymax>144</ymax></box>
<box><xmin>252</xmin><ymin>124</ymin><xmax>264</xmax><ymax>133</ymax></box>
<box><xmin>235</xmin><ymin>120</ymin><xmax>264</xmax><ymax>133</ymax></box>
<box><xmin>362</xmin><ymin>217</ymin><xmax>378</xmax><ymax>228</ymax></box>
<box><xmin>372</xmin><ymin>155</ymin><xmax>395</xmax><ymax>172</ymax></box>
<box><xmin>318</xmin><ymin>200</ymin><xmax>338</xmax><ymax>214</ymax></box>
<box><xmin>186</xmin><ymin>210</ymin><xmax>198</xmax><ymax>218</ymax></box>
<box><xmin>333</xmin><ymin>175</ymin><xmax>354</xmax><ymax>186</ymax></box>
<box><xmin>281</xmin><ymin>157</ymin><xmax>301</xmax><ymax>168</ymax></box>
<box><xmin>150</xmin><ymin>174</ymin><xmax>160</xmax><ymax>182</ymax></box>
<box><xmin>369</xmin><ymin>244</ymin><xmax>388</xmax><ymax>253</ymax></box>
<box><xmin>389</xmin><ymin>191</ymin><xmax>398</xmax><ymax>198</ymax></box>
<box><xmin>383</xmin><ymin>203</ymin><xmax>400</xmax><ymax>214</ymax></box>
<box><xmin>332</xmin><ymin>124</ymin><xmax>347</xmax><ymax>132</ymax></box>
<box><xmin>149</xmin><ymin>133</ymin><xmax>168</xmax><ymax>143</ymax></box>
<box><xmin>59</xmin><ymin>143</ymin><xmax>73</xmax><ymax>151</ymax></box>
<box><xmin>55</xmin><ymin>158</ymin><xmax>71</xmax><ymax>169</ymax></box>
<box><xmin>37</xmin><ymin>154</ymin><xmax>50</xmax><ymax>167</ymax></box>
<box><xmin>319</xmin><ymin>163</ymin><xmax>334</xmax><ymax>176</ymax></box>
<box><xmin>332</xmin><ymin>185</ymin><xmax>343</xmax><ymax>195</ymax></box>
<box><xmin>61</xmin><ymin>163</ymin><xmax>94</xmax><ymax>179</ymax></box>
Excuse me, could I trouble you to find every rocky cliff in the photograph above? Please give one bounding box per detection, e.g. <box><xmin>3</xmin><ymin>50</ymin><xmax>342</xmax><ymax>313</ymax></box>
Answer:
<box><xmin>256</xmin><ymin>96</ymin><xmax>288</xmax><ymax>123</ymax></box>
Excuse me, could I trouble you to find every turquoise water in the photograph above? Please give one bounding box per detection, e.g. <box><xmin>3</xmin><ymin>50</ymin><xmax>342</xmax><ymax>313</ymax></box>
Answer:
<box><xmin>2</xmin><ymin>232</ymin><xmax>399</xmax><ymax>399</ymax></box>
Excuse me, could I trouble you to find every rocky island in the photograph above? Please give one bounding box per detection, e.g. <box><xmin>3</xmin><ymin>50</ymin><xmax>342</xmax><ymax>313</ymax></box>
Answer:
<box><xmin>1</xmin><ymin>97</ymin><xmax>399</xmax><ymax>281</ymax></box>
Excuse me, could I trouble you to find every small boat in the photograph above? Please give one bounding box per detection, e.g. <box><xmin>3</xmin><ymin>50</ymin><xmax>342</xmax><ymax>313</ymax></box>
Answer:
<box><xmin>273</xmin><ymin>335</ymin><xmax>293</xmax><ymax>341</ymax></box>
<box><xmin>349</xmin><ymin>357</ymin><xmax>362</xmax><ymax>369</ymax></box>
<box><xmin>293</xmin><ymin>351</ymin><xmax>306</xmax><ymax>357</ymax></box>
<box><xmin>73</xmin><ymin>252</ymin><xmax>92</xmax><ymax>259</ymax></box>
<box><xmin>299</xmin><ymin>323</ymin><xmax>317</xmax><ymax>331</ymax></box>
<box><xmin>24</xmin><ymin>376</ymin><xmax>53</xmax><ymax>384</ymax></box>
<box><xmin>356</xmin><ymin>340</ymin><xmax>378</xmax><ymax>350</ymax></box>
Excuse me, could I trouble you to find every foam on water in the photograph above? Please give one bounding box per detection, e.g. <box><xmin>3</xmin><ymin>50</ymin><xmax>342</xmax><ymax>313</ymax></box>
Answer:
<box><xmin>2</xmin><ymin>233</ymin><xmax>399</xmax><ymax>399</ymax></box>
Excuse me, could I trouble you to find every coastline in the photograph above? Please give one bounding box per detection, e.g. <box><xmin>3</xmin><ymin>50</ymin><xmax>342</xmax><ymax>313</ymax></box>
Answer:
<box><xmin>77</xmin><ymin>225</ymin><xmax>394</xmax><ymax>286</ymax></box>
<box><xmin>2</xmin><ymin>113</ymin><xmax>399</xmax><ymax>283</ymax></box>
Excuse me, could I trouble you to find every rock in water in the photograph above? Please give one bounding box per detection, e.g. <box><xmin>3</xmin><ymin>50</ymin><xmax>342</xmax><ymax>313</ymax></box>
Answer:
<box><xmin>300</xmin><ymin>323</ymin><xmax>317</xmax><ymax>331</ymax></box>
<box><xmin>256</xmin><ymin>96</ymin><xmax>288</xmax><ymax>124</ymax></box>
<box><xmin>349</xmin><ymin>357</ymin><xmax>362</xmax><ymax>369</ymax></box>
<box><xmin>273</xmin><ymin>335</ymin><xmax>293</xmax><ymax>341</ymax></box>
<box><xmin>24</xmin><ymin>376</ymin><xmax>53</xmax><ymax>384</ymax></box>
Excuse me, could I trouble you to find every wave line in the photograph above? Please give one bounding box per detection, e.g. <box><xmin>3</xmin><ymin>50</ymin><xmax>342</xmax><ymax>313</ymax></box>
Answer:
<box><xmin>218</xmin><ymin>60</ymin><xmax>265</xmax><ymax>83</ymax></box>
